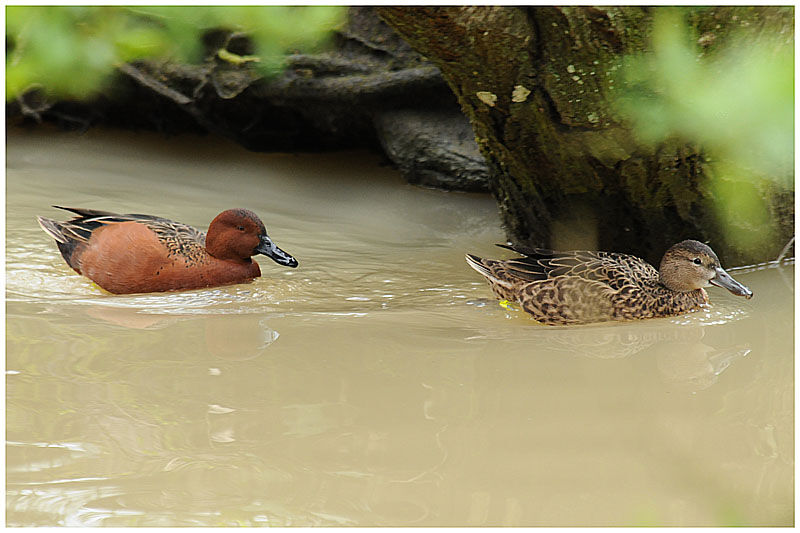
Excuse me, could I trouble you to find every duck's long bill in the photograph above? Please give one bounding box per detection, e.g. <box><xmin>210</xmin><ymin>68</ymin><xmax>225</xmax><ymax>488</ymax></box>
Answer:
<box><xmin>710</xmin><ymin>266</ymin><xmax>752</xmax><ymax>299</ymax></box>
<box><xmin>256</xmin><ymin>234</ymin><xmax>298</xmax><ymax>268</ymax></box>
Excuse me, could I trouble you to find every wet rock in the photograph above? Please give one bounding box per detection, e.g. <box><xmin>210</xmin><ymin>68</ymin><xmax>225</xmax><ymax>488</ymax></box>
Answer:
<box><xmin>375</xmin><ymin>109</ymin><xmax>489</xmax><ymax>192</ymax></box>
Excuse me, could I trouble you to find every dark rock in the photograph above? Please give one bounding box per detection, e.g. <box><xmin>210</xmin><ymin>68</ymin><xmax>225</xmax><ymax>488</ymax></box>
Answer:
<box><xmin>375</xmin><ymin>109</ymin><xmax>489</xmax><ymax>192</ymax></box>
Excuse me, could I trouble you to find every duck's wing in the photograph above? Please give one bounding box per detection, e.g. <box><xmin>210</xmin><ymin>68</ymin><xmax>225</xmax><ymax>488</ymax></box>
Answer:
<box><xmin>491</xmin><ymin>243</ymin><xmax>660</xmax><ymax>287</ymax></box>
<box><xmin>48</xmin><ymin>206</ymin><xmax>206</xmax><ymax>248</ymax></box>
<box><xmin>141</xmin><ymin>218</ymin><xmax>207</xmax><ymax>259</ymax></box>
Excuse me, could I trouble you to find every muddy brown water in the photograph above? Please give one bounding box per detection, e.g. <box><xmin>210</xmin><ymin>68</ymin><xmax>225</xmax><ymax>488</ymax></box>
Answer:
<box><xmin>6</xmin><ymin>129</ymin><xmax>793</xmax><ymax>526</ymax></box>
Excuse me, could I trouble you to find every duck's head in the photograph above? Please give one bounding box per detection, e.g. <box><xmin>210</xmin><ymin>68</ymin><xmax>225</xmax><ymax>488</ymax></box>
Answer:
<box><xmin>658</xmin><ymin>240</ymin><xmax>752</xmax><ymax>298</ymax></box>
<box><xmin>205</xmin><ymin>208</ymin><xmax>298</xmax><ymax>267</ymax></box>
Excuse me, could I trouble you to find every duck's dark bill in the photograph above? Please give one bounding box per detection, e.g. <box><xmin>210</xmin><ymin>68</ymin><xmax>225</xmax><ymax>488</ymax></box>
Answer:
<box><xmin>256</xmin><ymin>235</ymin><xmax>298</xmax><ymax>268</ymax></box>
<box><xmin>710</xmin><ymin>267</ymin><xmax>752</xmax><ymax>299</ymax></box>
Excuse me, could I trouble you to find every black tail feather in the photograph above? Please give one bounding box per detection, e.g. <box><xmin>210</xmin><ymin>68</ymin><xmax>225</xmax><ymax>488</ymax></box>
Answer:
<box><xmin>52</xmin><ymin>206</ymin><xmax>120</xmax><ymax>219</ymax></box>
<box><xmin>495</xmin><ymin>242</ymin><xmax>556</xmax><ymax>258</ymax></box>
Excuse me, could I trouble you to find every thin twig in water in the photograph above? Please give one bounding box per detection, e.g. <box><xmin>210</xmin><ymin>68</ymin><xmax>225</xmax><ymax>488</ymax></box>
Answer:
<box><xmin>775</xmin><ymin>236</ymin><xmax>795</xmax><ymax>263</ymax></box>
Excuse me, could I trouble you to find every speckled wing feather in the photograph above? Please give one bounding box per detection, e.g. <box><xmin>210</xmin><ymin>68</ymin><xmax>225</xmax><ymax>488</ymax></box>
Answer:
<box><xmin>53</xmin><ymin>206</ymin><xmax>207</xmax><ymax>261</ymax></box>
<box><xmin>494</xmin><ymin>243</ymin><xmax>660</xmax><ymax>289</ymax></box>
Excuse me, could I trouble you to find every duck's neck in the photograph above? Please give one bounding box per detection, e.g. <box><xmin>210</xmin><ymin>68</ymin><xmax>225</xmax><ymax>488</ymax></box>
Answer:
<box><xmin>658</xmin><ymin>273</ymin><xmax>698</xmax><ymax>293</ymax></box>
<box><xmin>656</xmin><ymin>283</ymin><xmax>709</xmax><ymax>306</ymax></box>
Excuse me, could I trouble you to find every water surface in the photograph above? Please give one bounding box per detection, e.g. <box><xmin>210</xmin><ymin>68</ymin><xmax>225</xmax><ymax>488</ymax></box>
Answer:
<box><xmin>6</xmin><ymin>129</ymin><xmax>794</xmax><ymax>526</ymax></box>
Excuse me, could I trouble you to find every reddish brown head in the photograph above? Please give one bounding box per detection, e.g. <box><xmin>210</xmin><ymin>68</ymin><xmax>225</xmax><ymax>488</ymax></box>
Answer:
<box><xmin>205</xmin><ymin>209</ymin><xmax>298</xmax><ymax>267</ymax></box>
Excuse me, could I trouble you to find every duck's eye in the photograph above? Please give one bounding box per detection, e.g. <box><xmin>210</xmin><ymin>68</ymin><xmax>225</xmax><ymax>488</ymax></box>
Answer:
<box><xmin>237</xmin><ymin>225</ymin><xmax>245</xmax><ymax>231</ymax></box>
<box><xmin>693</xmin><ymin>258</ymin><xmax>702</xmax><ymax>265</ymax></box>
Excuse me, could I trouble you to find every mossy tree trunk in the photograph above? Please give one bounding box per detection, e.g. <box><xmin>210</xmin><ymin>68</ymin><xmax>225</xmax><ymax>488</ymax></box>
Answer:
<box><xmin>378</xmin><ymin>6</ymin><xmax>793</xmax><ymax>265</ymax></box>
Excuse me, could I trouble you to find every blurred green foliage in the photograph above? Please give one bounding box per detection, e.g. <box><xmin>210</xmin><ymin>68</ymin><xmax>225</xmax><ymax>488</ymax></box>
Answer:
<box><xmin>6</xmin><ymin>5</ymin><xmax>346</xmax><ymax>101</ymax></box>
<box><xmin>616</xmin><ymin>7</ymin><xmax>794</xmax><ymax>254</ymax></box>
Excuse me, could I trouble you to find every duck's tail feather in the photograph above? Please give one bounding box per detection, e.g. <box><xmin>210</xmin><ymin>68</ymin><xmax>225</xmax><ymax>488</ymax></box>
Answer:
<box><xmin>495</xmin><ymin>242</ymin><xmax>557</xmax><ymax>258</ymax></box>
<box><xmin>37</xmin><ymin>216</ymin><xmax>68</xmax><ymax>243</ymax></box>
<box><xmin>52</xmin><ymin>205</ymin><xmax>120</xmax><ymax>219</ymax></box>
<box><xmin>37</xmin><ymin>215</ymin><xmax>93</xmax><ymax>243</ymax></box>
<box><xmin>465</xmin><ymin>253</ymin><xmax>509</xmax><ymax>285</ymax></box>
<box><xmin>37</xmin><ymin>216</ymin><xmax>86</xmax><ymax>272</ymax></box>
<box><xmin>465</xmin><ymin>253</ymin><xmax>491</xmax><ymax>277</ymax></box>
<box><xmin>466</xmin><ymin>253</ymin><xmax>518</xmax><ymax>292</ymax></box>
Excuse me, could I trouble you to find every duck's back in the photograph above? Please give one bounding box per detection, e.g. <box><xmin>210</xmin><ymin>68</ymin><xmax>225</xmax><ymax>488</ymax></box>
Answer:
<box><xmin>469</xmin><ymin>245</ymin><xmax>706</xmax><ymax>325</ymax></box>
<box><xmin>503</xmin><ymin>248</ymin><xmax>657</xmax><ymax>324</ymax></box>
<box><xmin>491</xmin><ymin>245</ymin><xmax>659</xmax><ymax>287</ymax></box>
<box><xmin>42</xmin><ymin>208</ymin><xmax>206</xmax><ymax>266</ymax></box>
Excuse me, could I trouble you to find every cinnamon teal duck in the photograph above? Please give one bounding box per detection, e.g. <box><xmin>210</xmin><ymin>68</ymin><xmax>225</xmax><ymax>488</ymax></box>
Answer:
<box><xmin>466</xmin><ymin>240</ymin><xmax>752</xmax><ymax>325</ymax></box>
<box><xmin>37</xmin><ymin>206</ymin><xmax>298</xmax><ymax>294</ymax></box>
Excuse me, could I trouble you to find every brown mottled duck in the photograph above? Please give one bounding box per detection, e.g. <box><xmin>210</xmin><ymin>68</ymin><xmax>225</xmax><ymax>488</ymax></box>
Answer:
<box><xmin>465</xmin><ymin>240</ymin><xmax>753</xmax><ymax>325</ymax></box>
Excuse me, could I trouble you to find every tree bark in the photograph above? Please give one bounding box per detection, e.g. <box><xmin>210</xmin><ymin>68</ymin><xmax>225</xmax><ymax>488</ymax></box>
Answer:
<box><xmin>378</xmin><ymin>6</ymin><xmax>793</xmax><ymax>265</ymax></box>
